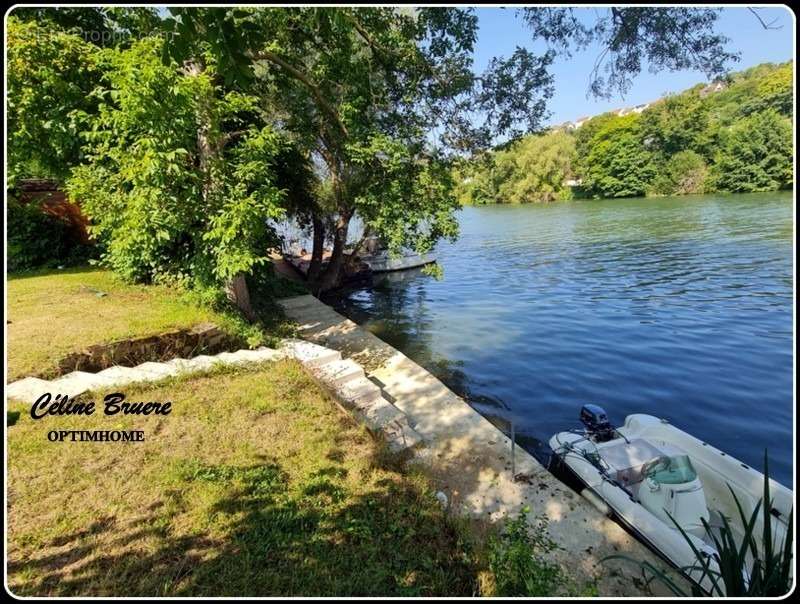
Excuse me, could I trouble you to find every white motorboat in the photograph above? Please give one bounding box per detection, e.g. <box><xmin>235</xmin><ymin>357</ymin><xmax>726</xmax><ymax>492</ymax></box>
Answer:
<box><xmin>550</xmin><ymin>406</ymin><xmax>793</xmax><ymax>594</ymax></box>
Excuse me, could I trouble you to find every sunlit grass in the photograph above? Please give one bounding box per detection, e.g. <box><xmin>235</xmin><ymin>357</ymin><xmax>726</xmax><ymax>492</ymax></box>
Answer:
<box><xmin>6</xmin><ymin>266</ymin><xmax>292</xmax><ymax>380</ymax></box>
<box><xmin>6</xmin><ymin>360</ymin><xmax>483</xmax><ymax>597</ymax></box>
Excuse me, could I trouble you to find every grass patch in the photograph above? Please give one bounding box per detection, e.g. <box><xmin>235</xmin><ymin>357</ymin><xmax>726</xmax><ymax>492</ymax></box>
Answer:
<box><xmin>6</xmin><ymin>360</ymin><xmax>483</xmax><ymax>597</ymax></box>
<box><xmin>6</xmin><ymin>266</ymin><xmax>297</xmax><ymax>380</ymax></box>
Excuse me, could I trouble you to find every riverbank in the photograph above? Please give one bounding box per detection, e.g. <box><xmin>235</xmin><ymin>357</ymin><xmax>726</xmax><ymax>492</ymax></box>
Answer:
<box><xmin>278</xmin><ymin>294</ymin><xmax>687</xmax><ymax>596</ymax></box>
<box><xmin>5</xmin><ymin>269</ymin><xmax>487</xmax><ymax>596</ymax></box>
<box><xmin>7</xmin><ymin>360</ymin><xmax>487</xmax><ymax>596</ymax></box>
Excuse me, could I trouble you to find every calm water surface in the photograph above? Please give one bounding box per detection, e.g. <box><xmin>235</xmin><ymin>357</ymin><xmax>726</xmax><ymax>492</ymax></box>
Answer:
<box><xmin>325</xmin><ymin>193</ymin><xmax>794</xmax><ymax>486</ymax></box>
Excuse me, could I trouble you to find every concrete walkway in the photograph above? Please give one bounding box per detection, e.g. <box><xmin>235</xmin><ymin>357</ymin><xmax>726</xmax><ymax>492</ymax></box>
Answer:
<box><xmin>278</xmin><ymin>294</ymin><xmax>687</xmax><ymax>596</ymax></box>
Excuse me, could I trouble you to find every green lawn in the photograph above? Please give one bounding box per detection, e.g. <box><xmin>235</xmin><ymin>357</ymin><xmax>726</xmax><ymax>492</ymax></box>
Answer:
<box><xmin>7</xmin><ymin>360</ymin><xmax>484</xmax><ymax>596</ymax></box>
<box><xmin>6</xmin><ymin>267</ymin><xmax>285</xmax><ymax>381</ymax></box>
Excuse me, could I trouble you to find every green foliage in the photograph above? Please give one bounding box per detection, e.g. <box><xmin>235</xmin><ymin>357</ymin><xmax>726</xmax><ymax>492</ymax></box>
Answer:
<box><xmin>496</xmin><ymin>131</ymin><xmax>576</xmax><ymax>203</ymax></box>
<box><xmin>454</xmin><ymin>131</ymin><xmax>576</xmax><ymax>205</ymax></box>
<box><xmin>66</xmin><ymin>38</ymin><xmax>289</xmax><ymax>288</ymax></box>
<box><xmin>7</xmin><ymin>197</ymin><xmax>93</xmax><ymax>272</ymax></box>
<box><xmin>348</xmin><ymin>135</ymin><xmax>460</xmax><ymax>255</ymax></box>
<box><xmin>9</xmin><ymin>6</ymin><xmax>161</xmax><ymax>47</ymax></box>
<box><xmin>6</xmin><ymin>17</ymin><xmax>101</xmax><ymax>183</ymax></box>
<box><xmin>713</xmin><ymin>110</ymin><xmax>793</xmax><ymax>193</ymax></box>
<box><xmin>749</xmin><ymin>62</ymin><xmax>793</xmax><ymax>116</ymax></box>
<box><xmin>583</xmin><ymin>113</ymin><xmax>655</xmax><ymax>198</ymax></box>
<box><xmin>640</xmin><ymin>93</ymin><xmax>716</xmax><ymax>159</ymax></box>
<box><xmin>488</xmin><ymin>508</ymin><xmax>565</xmax><ymax>596</ymax></box>
<box><xmin>203</xmin><ymin>127</ymin><xmax>286</xmax><ymax>281</ymax></box>
<box><xmin>651</xmin><ymin>151</ymin><xmax>709</xmax><ymax>196</ymax></box>
<box><xmin>452</xmin><ymin>155</ymin><xmax>498</xmax><ymax>205</ymax></box>
<box><xmin>456</xmin><ymin>60</ymin><xmax>793</xmax><ymax>202</ymax></box>
<box><xmin>160</xmin><ymin>7</ymin><xmax>559</xmax><ymax>289</ymax></box>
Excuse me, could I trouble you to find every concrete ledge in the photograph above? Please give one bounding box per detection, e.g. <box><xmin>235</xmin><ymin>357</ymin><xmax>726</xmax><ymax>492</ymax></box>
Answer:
<box><xmin>278</xmin><ymin>294</ymin><xmax>687</xmax><ymax>596</ymax></box>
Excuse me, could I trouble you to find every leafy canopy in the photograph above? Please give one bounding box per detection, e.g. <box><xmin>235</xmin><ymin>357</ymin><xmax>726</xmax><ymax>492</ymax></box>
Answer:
<box><xmin>66</xmin><ymin>38</ymin><xmax>288</xmax><ymax>287</ymax></box>
<box><xmin>6</xmin><ymin>17</ymin><xmax>101</xmax><ymax>183</ymax></box>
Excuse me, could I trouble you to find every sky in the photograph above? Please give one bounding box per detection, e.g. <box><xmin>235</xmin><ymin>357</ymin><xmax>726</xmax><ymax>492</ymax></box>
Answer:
<box><xmin>471</xmin><ymin>6</ymin><xmax>795</xmax><ymax>127</ymax></box>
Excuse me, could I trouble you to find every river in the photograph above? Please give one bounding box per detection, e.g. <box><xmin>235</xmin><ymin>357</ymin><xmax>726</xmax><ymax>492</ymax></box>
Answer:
<box><xmin>324</xmin><ymin>192</ymin><xmax>794</xmax><ymax>486</ymax></box>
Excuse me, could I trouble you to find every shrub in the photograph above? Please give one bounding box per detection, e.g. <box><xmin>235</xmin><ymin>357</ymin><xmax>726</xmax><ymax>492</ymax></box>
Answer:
<box><xmin>7</xmin><ymin>196</ymin><xmax>93</xmax><ymax>272</ymax></box>
<box><xmin>487</xmin><ymin>508</ymin><xmax>565</xmax><ymax>596</ymax></box>
<box><xmin>652</xmin><ymin>150</ymin><xmax>709</xmax><ymax>196</ymax></box>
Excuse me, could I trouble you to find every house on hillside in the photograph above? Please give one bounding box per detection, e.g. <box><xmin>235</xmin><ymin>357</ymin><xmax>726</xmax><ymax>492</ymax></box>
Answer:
<box><xmin>566</xmin><ymin>116</ymin><xmax>590</xmax><ymax>130</ymax></box>
<box><xmin>699</xmin><ymin>79</ymin><xmax>728</xmax><ymax>98</ymax></box>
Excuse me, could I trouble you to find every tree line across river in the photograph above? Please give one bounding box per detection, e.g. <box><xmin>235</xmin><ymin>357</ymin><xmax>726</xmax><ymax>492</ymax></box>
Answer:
<box><xmin>454</xmin><ymin>61</ymin><xmax>793</xmax><ymax>204</ymax></box>
<box><xmin>6</xmin><ymin>7</ymin><xmax>790</xmax><ymax>302</ymax></box>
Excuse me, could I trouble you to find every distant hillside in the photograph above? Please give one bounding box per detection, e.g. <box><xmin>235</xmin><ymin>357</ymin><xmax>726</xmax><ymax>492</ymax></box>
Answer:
<box><xmin>455</xmin><ymin>61</ymin><xmax>793</xmax><ymax>203</ymax></box>
<box><xmin>555</xmin><ymin>61</ymin><xmax>791</xmax><ymax>132</ymax></box>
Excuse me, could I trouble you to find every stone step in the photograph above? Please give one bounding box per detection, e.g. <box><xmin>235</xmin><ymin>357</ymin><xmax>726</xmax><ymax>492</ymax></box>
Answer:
<box><xmin>278</xmin><ymin>295</ymin><xmax>320</xmax><ymax>311</ymax></box>
<box><xmin>50</xmin><ymin>371</ymin><xmax>119</xmax><ymax>398</ymax></box>
<box><xmin>229</xmin><ymin>347</ymin><xmax>284</xmax><ymax>363</ymax></box>
<box><xmin>164</xmin><ymin>355</ymin><xmax>220</xmax><ymax>374</ymax></box>
<box><xmin>310</xmin><ymin>358</ymin><xmax>364</xmax><ymax>387</ymax></box>
<box><xmin>353</xmin><ymin>397</ymin><xmax>408</xmax><ymax>432</ymax></box>
<box><xmin>97</xmin><ymin>365</ymin><xmax>157</xmax><ymax>386</ymax></box>
<box><xmin>280</xmin><ymin>339</ymin><xmax>341</xmax><ymax>368</ymax></box>
<box><xmin>215</xmin><ymin>347</ymin><xmax>283</xmax><ymax>365</ymax></box>
<box><xmin>336</xmin><ymin>376</ymin><xmax>383</xmax><ymax>408</ymax></box>
<box><xmin>5</xmin><ymin>377</ymin><xmax>54</xmax><ymax>404</ymax></box>
<box><xmin>383</xmin><ymin>417</ymin><xmax>425</xmax><ymax>452</ymax></box>
<box><xmin>136</xmin><ymin>361</ymin><xmax>184</xmax><ymax>378</ymax></box>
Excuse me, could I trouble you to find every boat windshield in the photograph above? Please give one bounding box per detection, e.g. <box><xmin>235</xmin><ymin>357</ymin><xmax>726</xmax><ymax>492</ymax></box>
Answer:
<box><xmin>645</xmin><ymin>454</ymin><xmax>698</xmax><ymax>484</ymax></box>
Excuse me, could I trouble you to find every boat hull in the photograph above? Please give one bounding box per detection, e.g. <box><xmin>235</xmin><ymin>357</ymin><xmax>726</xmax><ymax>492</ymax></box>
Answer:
<box><xmin>550</xmin><ymin>414</ymin><xmax>793</xmax><ymax>594</ymax></box>
<box><xmin>361</xmin><ymin>252</ymin><xmax>436</xmax><ymax>273</ymax></box>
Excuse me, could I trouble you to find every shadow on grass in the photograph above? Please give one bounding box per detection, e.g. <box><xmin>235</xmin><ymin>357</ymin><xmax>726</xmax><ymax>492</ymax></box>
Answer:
<box><xmin>6</xmin><ymin>264</ymin><xmax>99</xmax><ymax>282</ymax></box>
<box><xmin>8</xmin><ymin>450</ymin><xmax>482</xmax><ymax>597</ymax></box>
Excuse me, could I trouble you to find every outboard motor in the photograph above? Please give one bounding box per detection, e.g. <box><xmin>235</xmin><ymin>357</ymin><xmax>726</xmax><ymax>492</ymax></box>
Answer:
<box><xmin>580</xmin><ymin>404</ymin><xmax>615</xmax><ymax>442</ymax></box>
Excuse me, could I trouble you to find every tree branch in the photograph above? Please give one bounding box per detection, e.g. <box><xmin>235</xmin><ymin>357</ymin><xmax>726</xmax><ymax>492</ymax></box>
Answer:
<box><xmin>249</xmin><ymin>49</ymin><xmax>349</xmax><ymax>138</ymax></box>
<box><xmin>748</xmin><ymin>7</ymin><xmax>783</xmax><ymax>30</ymax></box>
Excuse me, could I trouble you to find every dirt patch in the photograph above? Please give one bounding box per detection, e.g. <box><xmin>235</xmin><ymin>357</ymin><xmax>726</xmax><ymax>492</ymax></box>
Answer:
<box><xmin>51</xmin><ymin>323</ymin><xmax>244</xmax><ymax>376</ymax></box>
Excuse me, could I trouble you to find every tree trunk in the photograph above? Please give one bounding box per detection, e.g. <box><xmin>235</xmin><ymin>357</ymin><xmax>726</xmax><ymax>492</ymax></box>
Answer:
<box><xmin>225</xmin><ymin>273</ymin><xmax>257</xmax><ymax>322</ymax></box>
<box><xmin>187</xmin><ymin>58</ymin><xmax>257</xmax><ymax>322</ymax></box>
<box><xmin>307</xmin><ymin>216</ymin><xmax>326</xmax><ymax>283</ymax></box>
<box><xmin>314</xmin><ymin>213</ymin><xmax>351</xmax><ymax>293</ymax></box>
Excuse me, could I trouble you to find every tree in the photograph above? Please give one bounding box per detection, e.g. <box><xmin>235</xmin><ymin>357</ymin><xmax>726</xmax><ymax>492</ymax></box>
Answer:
<box><xmin>713</xmin><ymin>110</ymin><xmax>793</xmax><ymax>193</ymax></box>
<box><xmin>651</xmin><ymin>150</ymin><xmax>709</xmax><ymax>196</ymax></box>
<box><xmin>9</xmin><ymin>6</ymin><xmax>161</xmax><ymax>47</ymax></box>
<box><xmin>6</xmin><ymin>17</ymin><xmax>101</xmax><ymax>184</ymax></box>
<box><xmin>163</xmin><ymin>6</ymin><xmax>747</xmax><ymax>290</ymax></box>
<box><xmin>496</xmin><ymin>131</ymin><xmax>576</xmax><ymax>203</ymax></box>
<box><xmin>66</xmin><ymin>37</ymin><xmax>290</xmax><ymax>318</ymax></box>
<box><xmin>640</xmin><ymin>93</ymin><xmax>715</xmax><ymax>161</ymax></box>
<box><xmin>583</xmin><ymin>113</ymin><xmax>655</xmax><ymax>198</ymax></box>
<box><xmin>160</xmin><ymin>7</ymin><xmax>556</xmax><ymax>291</ymax></box>
<box><xmin>518</xmin><ymin>7</ymin><xmax>739</xmax><ymax>98</ymax></box>
<box><xmin>746</xmin><ymin>61</ymin><xmax>793</xmax><ymax>117</ymax></box>
<box><xmin>573</xmin><ymin>112</ymin><xmax>620</xmax><ymax>182</ymax></box>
